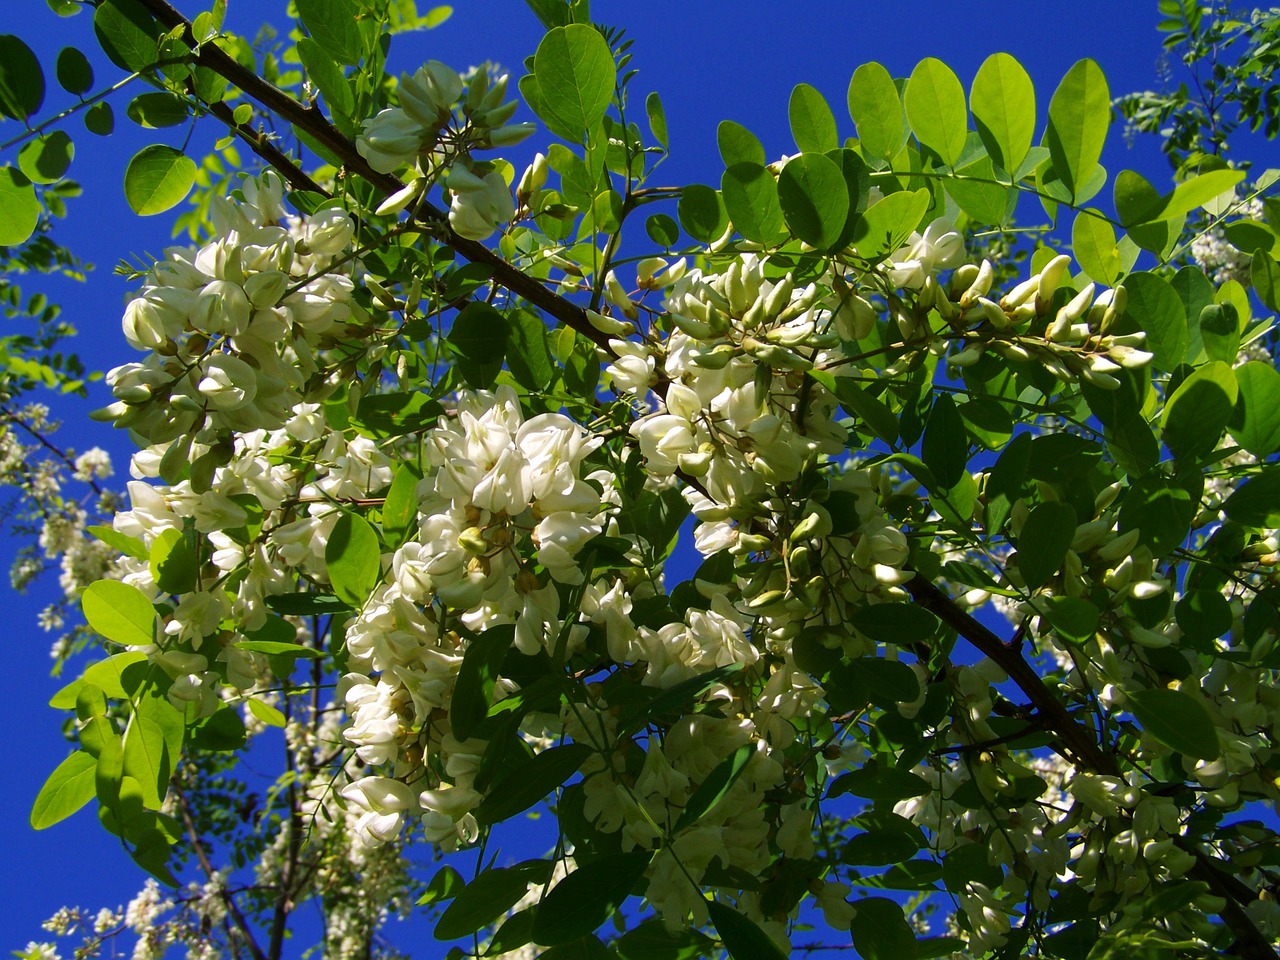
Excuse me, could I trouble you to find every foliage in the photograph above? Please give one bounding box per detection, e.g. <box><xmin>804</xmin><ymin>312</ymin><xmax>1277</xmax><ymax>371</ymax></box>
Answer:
<box><xmin>4</xmin><ymin>2</ymin><xmax>1280</xmax><ymax>959</ymax></box>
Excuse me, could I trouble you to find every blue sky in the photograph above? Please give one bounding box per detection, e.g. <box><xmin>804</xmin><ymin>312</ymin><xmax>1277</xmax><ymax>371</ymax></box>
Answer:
<box><xmin>1</xmin><ymin>0</ymin><xmax>1182</xmax><ymax>951</ymax></box>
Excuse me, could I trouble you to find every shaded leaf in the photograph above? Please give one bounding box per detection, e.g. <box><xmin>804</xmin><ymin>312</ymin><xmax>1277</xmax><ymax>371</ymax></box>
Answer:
<box><xmin>1128</xmin><ymin>687</ymin><xmax>1220</xmax><ymax>760</ymax></box>
<box><xmin>532</xmin><ymin>852</ymin><xmax>651</xmax><ymax>946</ymax></box>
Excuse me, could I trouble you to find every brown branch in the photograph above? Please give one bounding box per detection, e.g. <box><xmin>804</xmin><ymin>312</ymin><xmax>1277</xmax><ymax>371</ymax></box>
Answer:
<box><xmin>131</xmin><ymin>0</ymin><xmax>614</xmax><ymax>355</ymax></box>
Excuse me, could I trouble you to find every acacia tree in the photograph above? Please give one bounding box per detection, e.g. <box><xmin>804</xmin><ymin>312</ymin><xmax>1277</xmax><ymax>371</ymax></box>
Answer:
<box><xmin>6</xmin><ymin>1</ymin><xmax>1280</xmax><ymax>958</ymax></box>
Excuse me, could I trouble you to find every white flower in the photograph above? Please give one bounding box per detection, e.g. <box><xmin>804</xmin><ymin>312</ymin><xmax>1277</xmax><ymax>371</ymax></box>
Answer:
<box><xmin>448</xmin><ymin>169</ymin><xmax>516</xmax><ymax>241</ymax></box>
<box><xmin>340</xmin><ymin>776</ymin><xmax>417</xmax><ymax>846</ymax></box>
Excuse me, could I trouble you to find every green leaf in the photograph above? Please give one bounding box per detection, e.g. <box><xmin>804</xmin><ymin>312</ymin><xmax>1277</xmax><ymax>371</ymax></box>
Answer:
<box><xmin>56</xmin><ymin>46</ymin><xmax>93</xmax><ymax>95</ymax></box>
<box><xmin>1114</xmin><ymin>168</ymin><xmax>1166</xmax><ymax>227</ymax></box>
<box><xmin>1254</xmin><ymin>250</ymin><xmax>1280</xmax><ymax>313</ymax></box>
<box><xmin>1128</xmin><ymin>687</ymin><xmax>1220</xmax><ymax>760</ymax></box>
<box><xmin>850</xmin><ymin>897</ymin><xmax>918</xmax><ymax>960</ymax></box>
<box><xmin>717</xmin><ymin>120</ymin><xmax>765</xmax><ymax>168</ymax></box>
<box><xmin>677</xmin><ymin>184</ymin><xmax>727</xmax><ymax>243</ymax></box>
<box><xmin>721</xmin><ymin>162</ymin><xmax>785</xmax><ymax>245</ymax></box>
<box><xmin>1045</xmin><ymin>59</ymin><xmax>1109</xmax><ymax>200</ymax></box>
<box><xmin>0</xmin><ymin>165</ymin><xmax>40</xmax><ymax>246</ymax></box>
<box><xmin>615</xmin><ymin>921</ymin><xmax>715</xmax><ymax>960</ymax></box>
<box><xmin>247</xmin><ymin>698</ymin><xmax>286</xmax><ymax>727</ymax></box>
<box><xmin>451</xmin><ymin>625</ymin><xmax>515</xmax><ymax>741</ymax></box>
<box><xmin>31</xmin><ymin>751</ymin><xmax>97</xmax><ymax>829</ymax></box>
<box><xmin>674</xmin><ymin>743</ymin><xmax>754</xmax><ymax>832</ymax></box>
<box><xmin>1072</xmin><ymin>211</ymin><xmax>1123</xmax><ymax>286</ymax></box>
<box><xmin>533</xmin><ymin>24</ymin><xmax>615</xmax><ymax>143</ymax></box>
<box><xmin>707</xmin><ymin>900</ymin><xmax>787</xmax><ymax>960</ymax></box>
<box><xmin>620</xmin><ymin>663</ymin><xmax>745</xmax><ymax>736</ymax></box>
<box><xmin>325</xmin><ymin>513</ymin><xmax>380</xmax><ymax>607</ymax></box>
<box><xmin>850</xmin><ymin>188</ymin><xmax>929</xmax><ymax>260</ymax></box>
<box><xmin>970</xmin><ymin>52</ymin><xmax>1035</xmax><ymax>175</ymax></box>
<box><xmin>382</xmin><ymin>464</ymin><xmax>421</xmax><ymax>548</ymax></box>
<box><xmin>847</xmin><ymin>62</ymin><xmax>903</xmax><ymax>163</ymax></box>
<box><xmin>777</xmin><ymin>152</ymin><xmax>849</xmax><ymax>250</ymax></box>
<box><xmin>1162</xmin><ymin>169</ymin><xmax>1245</xmax><ymax>221</ymax></box>
<box><xmin>828</xmin><ymin>376</ymin><xmax>898</xmax><ymax>445</ymax></box>
<box><xmin>1042</xmin><ymin>596</ymin><xmax>1100</xmax><ymax>642</ymax></box>
<box><xmin>789</xmin><ymin>83</ymin><xmax>838</xmax><ymax>154</ymax></box>
<box><xmin>921</xmin><ymin>393</ymin><xmax>967</xmax><ymax>489</ymax></box>
<box><xmin>905</xmin><ymin>57</ymin><xmax>967</xmax><ymax>165</ymax></box>
<box><xmin>435</xmin><ymin>862</ymin><xmax>546</xmax><ymax>941</ymax></box>
<box><xmin>149</xmin><ymin>527</ymin><xmax>198</xmax><ymax>596</ymax></box>
<box><xmin>1223</xmin><ymin>469</ymin><xmax>1280</xmax><ymax>529</ymax></box>
<box><xmin>1199</xmin><ymin>302</ymin><xmax>1240</xmax><ymax>364</ymax></box>
<box><xmin>189</xmin><ymin>703</ymin><xmax>246</xmax><ymax>751</ymax></box>
<box><xmin>944</xmin><ymin>154</ymin><xmax>1014</xmax><ymax>225</ymax></box>
<box><xmin>18</xmin><ymin>131</ymin><xmax>74</xmax><ymax>185</ymax></box>
<box><xmin>126</xmin><ymin>92</ymin><xmax>190</xmax><ymax>128</ymax></box>
<box><xmin>1176</xmin><ymin>589</ymin><xmax>1233</xmax><ymax>644</ymax></box>
<box><xmin>476</xmin><ymin>743</ymin><xmax>592</xmax><ymax>824</ymax></box>
<box><xmin>0</xmin><ymin>35</ymin><xmax>45</xmax><ymax>120</ymax></box>
<box><xmin>506</xmin><ymin>307</ymin><xmax>555</xmax><ymax>391</ymax></box>
<box><xmin>1016</xmin><ymin>501</ymin><xmax>1077</xmax><ymax>592</ymax></box>
<box><xmin>1122</xmin><ymin>272</ymin><xmax>1186</xmax><ymax>373</ymax></box>
<box><xmin>848</xmin><ymin>602</ymin><xmax>939</xmax><ymax>644</ymax></box>
<box><xmin>123</xmin><ymin>145</ymin><xmax>196</xmax><ymax>216</ymax></box>
<box><xmin>1118</xmin><ymin>475</ymin><xmax>1195</xmax><ymax>556</ymax></box>
<box><xmin>297</xmin><ymin>37</ymin><xmax>354</xmax><ymax>120</ymax></box>
<box><xmin>122</xmin><ymin>690</ymin><xmax>184</xmax><ymax>809</ymax></box>
<box><xmin>416</xmin><ymin>864</ymin><xmax>465</xmax><ymax>905</ymax></box>
<box><xmin>829</xmin><ymin>761</ymin><xmax>930</xmax><ymax>802</ymax></box>
<box><xmin>646</xmin><ymin>213</ymin><xmax>678</xmax><ymax>247</ymax></box>
<box><xmin>295</xmin><ymin>0</ymin><xmax>363</xmax><ymax>65</ymax></box>
<box><xmin>263</xmin><ymin>592</ymin><xmax>350</xmax><ymax>616</ymax></box>
<box><xmin>82</xmin><ymin>580</ymin><xmax>156</xmax><ymax>647</ymax></box>
<box><xmin>448</xmin><ymin>301</ymin><xmax>509</xmax><ymax>389</ymax></box>
<box><xmin>94</xmin><ymin>0</ymin><xmax>162</xmax><ymax>73</ymax></box>
<box><xmin>85</xmin><ymin>101</ymin><xmax>115</xmax><ymax>136</ymax></box>
<box><xmin>1229</xmin><ymin>361</ymin><xmax>1280</xmax><ymax>457</ymax></box>
<box><xmin>235</xmin><ymin>640</ymin><xmax>324</xmax><ymax>658</ymax></box>
<box><xmin>533</xmin><ymin>852</ymin><xmax>651</xmax><ymax>946</ymax></box>
<box><xmin>350</xmin><ymin>391</ymin><xmax>441</xmax><ymax>439</ymax></box>
<box><xmin>645</xmin><ymin>91</ymin><xmax>667</xmax><ymax>149</ymax></box>
<box><xmin>1161</xmin><ymin>360</ymin><xmax>1237</xmax><ymax>460</ymax></box>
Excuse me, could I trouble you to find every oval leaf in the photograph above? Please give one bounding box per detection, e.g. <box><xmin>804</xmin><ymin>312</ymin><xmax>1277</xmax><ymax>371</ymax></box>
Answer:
<box><xmin>31</xmin><ymin>751</ymin><xmax>98</xmax><ymax>829</ymax></box>
<box><xmin>533</xmin><ymin>24</ymin><xmax>616</xmax><ymax>143</ymax></box>
<box><xmin>82</xmin><ymin>580</ymin><xmax>156</xmax><ymax>647</ymax></box>
<box><xmin>789</xmin><ymin>82</ymin><xmax>838</xmax><ymax>154</ymax></box>
<box><xmin>847</xmin><ymin>61</ymin><xmax>903</xmax><ymax>163</ymax></box>
<box><xmin>1128</xmin><ymin>687</ymin><xmax>1220</xmax><ymax>760</ymax></box>
<box><xmin>1016</xmin><ymin>501</ymin><xmax>1077</xmax><ymax>592</ymax></box>
<box><xmin>777</xmin><ymin>152</ymin><xmax>849</xmax><ymax>250</ymax></box>
<box><xmin>124</xmin><ymin>145</ymin><xmax>196</xmax><ymax>215</ymax></box>
<box><xmin>476</xmin><ymin>743</ymin><xmax>593</xmax><ymax>825</ymax></box>
<box><xmin>970</xmin><ymin>52</ymin><xmax>1035</xmax><ymax>175</ymax></box>
<box><xmin>325</xmin><ymin>512</ymin><xmax>380</xmax><ymax>607</ymax></box>
<box><xmin>0</xmin><ymin>165</ymin><xmax>40</xmax><ymax>246</ymax></box>
<box><xmin>0</xmin><ymin>34</ymin><xmax>45</xmax><ymax>120</ymax></box>
<box><xmin>707</xmin><ymin>901</ymin><xmax>787</xmax><ymax>960</ymax></box>
<box><xmin>848</xmin><ymin>602</ymin><xmax>939</xmax><ymax>645</ymax></box>
<box><xmin>1046</xmin><ymin>59</ymin><xmax>1109</xmax><ymax>200</ymax></box>
<box><xmin>905</xmin><ymin>57</ymin><xmax>967</xmax><ymax>165</ymax></box>
<box><xmin>1161</xmin><ymin>360</ymin><xmax>1237</xmax><ymax>460</ymax></box>
<box><xmin>532</xmin><ymin>852</ymin><xmax>651</xmax><ymax>946</ymax></box>
<box><xmin>56</xmin><ymin>46</ymin><xmax>94</xmax><ymax>96</ymax></box>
